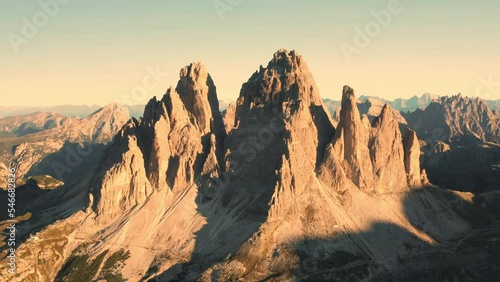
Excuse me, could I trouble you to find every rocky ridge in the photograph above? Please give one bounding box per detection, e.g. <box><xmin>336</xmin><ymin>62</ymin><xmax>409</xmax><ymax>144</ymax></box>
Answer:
<box><xmin>91</xmin><ymin>62</ymin><xmax>225</xmax><ymax>218</ymax></box>
<box><xmin>320</xmin><ymin>87</ymin><xmax>426</xmax><ymax>193</ymax></box>
<box><xmin>403</xmin><ymin>95</ymin><xmax>500</xmax><ymax>194</ymax></box>
<box><xmin>0</xmin><ymin>112</ymin><xmax>77</xmax><ymax>136</ymax></box>
<box><xmin>404</xmin><ymin>94</ymin><xmax>500</xmax><ymax>145</ymax></box>
<box><xmin>0</xmin><ymin>103</ymin><xmax>130</xmax><ymax>189</ymax></box>
<box><xmin>3</xmin><ymin>50</ymin><xmax>477</xmax><ymax>282</ymax></box>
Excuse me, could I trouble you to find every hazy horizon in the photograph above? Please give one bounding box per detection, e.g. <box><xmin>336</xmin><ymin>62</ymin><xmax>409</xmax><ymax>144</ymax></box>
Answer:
<box><xmin>2</xmin><ymin>0</ymin><xmax>499</xmax><ymax>106</ymax></box>
<box><xmin>0</xmin><ymin>92</ymin><xmax>498</xmax><ymax>109</ymax></box>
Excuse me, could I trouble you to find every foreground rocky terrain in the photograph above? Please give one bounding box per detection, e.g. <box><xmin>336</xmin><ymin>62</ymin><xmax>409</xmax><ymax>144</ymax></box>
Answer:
<box><xmin>1</xmin><ymin>50</ymin><xmax>499</xmax><ymax>281</ymax></box>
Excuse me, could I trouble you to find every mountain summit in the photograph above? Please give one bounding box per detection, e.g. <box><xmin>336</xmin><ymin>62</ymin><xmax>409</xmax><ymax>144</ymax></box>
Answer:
<box><xmin>92</xmin><ymin>62</ymin><xmax>226</xmax><ymax>217</ymax></box>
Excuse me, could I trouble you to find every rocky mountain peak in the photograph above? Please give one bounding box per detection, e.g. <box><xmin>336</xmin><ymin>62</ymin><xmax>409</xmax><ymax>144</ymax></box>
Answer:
<box><xmin>92</xmin><ymin>63</ymin><xmax>226</xmax><ymax>218</ymax></box>
<box><xmin>340</xmin><ymin>85</ymin><xmax>358</xmax><ymax>114</ymax></box>
<box><xmin>7</xmin><ymin>50</ymin><xmax>492</xmax><ymax>282</ymax></box>
<box><xmin>82</xmin><ymin>103</ymin><xmax>130</xmax><ymax>144</ymax></box>
<box><xmin>323</xmin><ymin>86</ymin><xmax>426</xmax><ymax>192</ymax></box>
<box><xmin>176</xmin><ymin>62</ymin><xmax>224</xmax><ymax>137</ymax></box>
<box><xmin>87</xmin><ymin>102</ymin><xmax>129</xmax><ymax>119</ymax></box>
<box><xmin>268</xmin><ymin>49</ymin><xmax>304</xmax><ymax>72</ymax></box>
<box><xmin>372</xmin><ymin>104</ymin><xmax>394</xmax><ymax>127</ymax></box>
<box><xmin>217</xmin><ymin>50</ymin><xmax>336</xmax><ymax>221</ymax></box>
<box><xmin>236</xmin><ymin>50</ymin><xmax>323</xmax><ymax>119</ymax></box>
<box><xmin>328</xmin><ymin>85</ymin><xmax>372</xmax><ymax>189</ymax></box>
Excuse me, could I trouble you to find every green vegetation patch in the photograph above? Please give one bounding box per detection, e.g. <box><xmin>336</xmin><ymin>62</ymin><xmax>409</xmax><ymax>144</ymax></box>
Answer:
<box><xmin>55</xmin><ymin>246</ymin><xmax>108</xmax><ymax>282</ymax></box>
<box><xmin>98</xmin><ymin>249</ymin><xmax>131</xmax><ymax>282</ymax></box>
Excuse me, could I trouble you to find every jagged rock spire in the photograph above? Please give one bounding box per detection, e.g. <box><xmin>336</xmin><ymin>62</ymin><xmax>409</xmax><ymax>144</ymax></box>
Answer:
<box><xmin>236</xmin><ymin>49</ymin><xmax>327</xmax><ymax>122</ymax></box>
<box><xmin>92</xmin><ymin>63</ymin><xmax>226</xmax><ymax>218</ymax></box>
<box><xmin>330</xmin><ymin>85</ymin><xmax>373</xmax><ymax>189</ymax></box>
<box><xmin>369</xmin><ymin>104</ymin><xmax>407</xmax><ymax>191</ymax></box>
<box><xmin>176</xmin><ymin>62</ymin><xmax>225</xmax><ymax>137</ymax></box>
<box><xmin>403</xmin><ymin>128</ymin><xmax>423</xmax><ymax>186</ymax></box>
<box><xmin>321</xmin><ymin>85</ymin><xmax>426</xmax><ymax>192</ymax></box>
<box><xmin>226</xmin><ymin>49</ymin><xmax>334</xmax><ymax>200</ymax></box>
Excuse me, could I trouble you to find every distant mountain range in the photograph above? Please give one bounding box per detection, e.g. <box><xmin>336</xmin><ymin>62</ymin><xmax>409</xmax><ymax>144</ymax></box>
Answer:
<box><xmin>404</xmin><ymin>94</ymin><xmax>499</xmax><ymax>145</ymax></box>
<box><xmin>0</xmin><ymin>104</ymin><xmax>144</xmax><ymax>119</ymax></box>
<box><xmin>360</xmin><ymin>93</ymin><xmax>440</xmax><ymax>112</ymax></box>
<box><xmin>0</xmin><ymin>104</ymin><xmax>130</xmax><ymax>190</ymax></box>
<box><xmin>1</xmin><ymin>95</ymin><xmax>498</xmax><ymax>122</ymax></box>
<box><xmin>402</xmin><ymin>94</ymin><xmax>500</xmax><ymax>193</ymax></box>
<box><xmin>324</xmin><ymin>94</ymin><xmax>499</xmax><ymax>115</ymax></box>
<box><xmin>0</xmin><ymin>112</ymin><xmax>77</xmax><ymax>137</ymax></box>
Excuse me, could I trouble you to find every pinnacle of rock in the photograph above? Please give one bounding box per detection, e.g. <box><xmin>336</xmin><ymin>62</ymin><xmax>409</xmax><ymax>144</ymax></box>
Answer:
<box><xmin>369</xmin><ymin>103</ymin><xmax>407</xmax><ymax>191</ymax></box>
<box><xmin>268</xmin><ymin>49</ymin><xmax>305</xmax><ymax>73</ymax></box>
<box><xmin>222</xmin><ymin>102</ymin><xmax>236</xmax><ymax>134</ymax></box>
<box><xmin>226</xmin><ymin>49</ymin><xmax>334</xmax><ymax>199</ymax></box>
<box><xmin>330</xmin><ymin>85</ymin><xmax>373</xmax><ymax>189</ymax></box>
<box><xmin>176</xmin><ymin>62</ymin><xmax>225</xmax><ymax>137</ymax></box>
<box><xmin>236</xmin><ymin>49</ymin><xmax>324</xmax><ymax>119</ymax></box>
<box><xmin>323</xmin><ymin>85</ymin><xmax>422</xmax><ymax>192</ymax></box>
<box><xmin>92</xmin><ymin>63</ymin><xmax>226</xmax><ymax>217</ymax></box>
<box><xmin>403</xmin><ymin>128</ymin><xmax>423</xmax><ymax>187</ymax></box>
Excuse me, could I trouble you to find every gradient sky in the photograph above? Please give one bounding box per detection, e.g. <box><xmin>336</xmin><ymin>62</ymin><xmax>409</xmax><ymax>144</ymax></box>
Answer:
<box><xmin>1</xmin><ymin>0</ymin><xmax>499</xmax><ymax>106</ymax></box>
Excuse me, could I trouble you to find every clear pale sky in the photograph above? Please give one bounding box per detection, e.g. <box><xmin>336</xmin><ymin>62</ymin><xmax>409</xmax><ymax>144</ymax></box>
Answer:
<box><xmin>1</xmin><ymin>0</ymin><xmax>499</xmax><ymax>106</ymax></box>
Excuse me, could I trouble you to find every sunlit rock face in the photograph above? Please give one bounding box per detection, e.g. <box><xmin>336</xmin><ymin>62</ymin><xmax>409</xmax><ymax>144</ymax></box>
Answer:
<box><xmin>5</xmin><ymin>50</ymin><xmax>485</xmax><ymax>282</ymax></box>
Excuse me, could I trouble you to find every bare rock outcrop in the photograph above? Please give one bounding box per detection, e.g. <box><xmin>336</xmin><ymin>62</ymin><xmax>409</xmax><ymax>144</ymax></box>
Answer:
<box><xmin>176</xmin><ymin>62</ymin><xmax>225</xmax><ymax>139</ymax></box>
<box><xmin>433</xmin><ymin>140</ymin><xmax>451</xmax><ymax>154</ymax></box>
<box><xmin>226</xmin><ymin>49</ymin><xmax>334</xmax><ymax>201</ymax></box>
<box><xmin>321</xmin><ymin>86</ymin><xmax>427</xmax><ymax>192</ymax></box>
<box><xmin>357</xmin><ymin>97</ymin><xmax>408</xmax><ymax>125</ymax></box>
<box><xmin>403</xmin><ymin>128</ymin><xmax>424</xmax><ymax>186</ymax></box>
<box><xmin>222</xmin><ymin>102</ymin><xmax>236</xmax><ymax>134</ymax></box>
<box><xmin>7</xmin><ymin>50</ymin><xmax>478</xmax><ymax>282</ymax></box>
<box><xmin>92</xmin><ymin>119</ymin><xmax>153</xmax><ymax>216</ymax></box>
<box><xmin>92</xmin><ymin>63</ymin><xmax>226</xmax><ymax>218</ymax></box>
<box><xmin>328</xmin><ymin>86</ymin><xmax>373</xmax><ymax>189</ymax></box>
<box><xmin>330</xmin><ymin>96</ymin><xmax>409</xmax><ymax>129</ymax></box>
<box><xmin>369</xmin><ymin>104</ymin><xmax>407</xmax><ymax>191</ymax></box>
